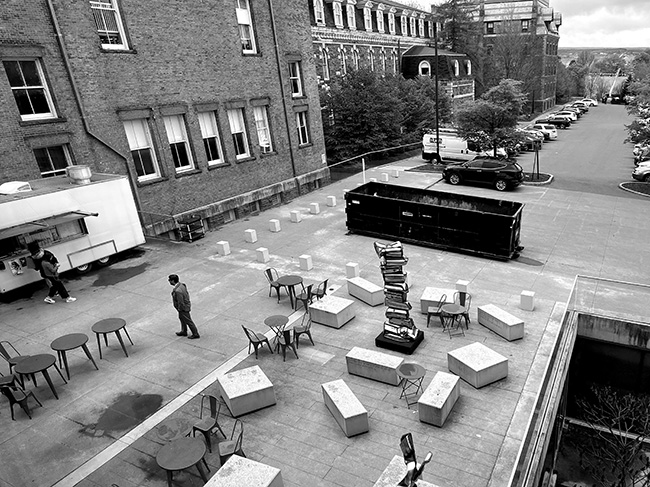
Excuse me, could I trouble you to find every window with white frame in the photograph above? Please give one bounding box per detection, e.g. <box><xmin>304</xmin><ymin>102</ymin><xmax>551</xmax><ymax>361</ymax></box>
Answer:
<box><xmin>252</xmin><ymin>106</ymin><xmax>273</xmax><ymax>154</ymax></box>
<box><xmin>227</xmin><ymin>108</ymin><xmax>250</xmax><ymax>159</ymax></box>
<box><xmin>429</xmin><ymin>20</ymin><xmax>434</xmax><ymax>38</ymax></box>
<box><xmin>392</xmin><ymin>50</ymin><xmax>398</xmax><ymax>73</ymax></box>
<box><xmin>314</xmin><ymin>0</ymin><xmax>325</xmax><ymax>24</ymax></box>
<box><xmin>352</xmin><ymin>50</ymin><xmax>360</xmax><ymax>70</ymax></box>
<box><xmin>363</xmin><ymin>8</ymin><xmax>372</xmax><ymax>30</ymax></box>
<box><xmin>381</xmin><ymin>50</ymin><xmax>386</xmax><ymax>72</ymax></box>
<box><xmin>333</xmin><ymin>2</ymin><xmax>343</xmax><ymax>27</ymax></box>
<box><xmin>123</xmin><ymin>119</ymin><xmax>161</xmax><ymax>181</ymax></box>
<box><xmin>388</xmin><ymin>13</ymin><xmax>395</xmax><ymax>34</ymax></box>
<box><xmin>400</xmin><ymin>15</ymin><xmax>407</xmax><ymax>35</ymax></box>
<box><xmin>368</xmin><ymin>49</ymin><xmax>375</xmax><ymax>71</ymax></box>
<box><xmin>376</xmin><ymin>10</ymin><xmax>384</xmax><ymax>32</ymax></box>
<box><xmin>197</xmin><ymin>111</ymin><xmax>224</xmax><ymax>165</ymax></box>
<box><xmin>418</xmin><ymin>61</ymin><xmax>430</xmax><ymax>77</ymax></box>
<box><xmin>34</xmin><ymin>145</ymin><xmax>73</xmax><ymax>177</ymax></box>
<box><xmin>465</xmin><ymin>60</ymin><xmax>472</xmax><ymax>75</ymax></box>
<box><xmin>296</xmin><ymin>111</ymin><xmax>310</xmax><ymax>146</ymax></box>
<box><xmin>521</xmin><ymin>19</ymin><xmax>529</xmax><ymax>32</ymax></box>
<box><xmin>453</xmin><ymin>60</ymin><xmax>460</xmax><ymax>76</ymax></box>
<box><xmin>89</xmin><ymin>0</ymin><xmax>129</xmax><ymax>50</ymax></box>
<box><xmin>339</xmin><ymin>48</ymin><xmax>347</xmax><ymax>75</ymax></box>
<box><xmin>419</xmin><ymin>18</ymin><xmax>424</xmax><ymax>37</ymax></box>
<box><xmin>410</xmin><ymin>17</ymin><xmax>416</xmax><ymax>36</ymax></box>
<box><xmin>346</xmin><ymin>4</ymin><xmax>356</xmax><ymax>29</ymax></box>
<box><xmin>321</xmin><ymin>48</ymin><xmax>330</xmax><ymax>80</ymax></box>
<box><xmin>163</xmin><ymin>114</ymin><xmax>194</xmax><ymax>172</ymax></box>
<box><xmin>289</xmin><ymin>61</ymin><xmax>303</xmax><ymax>97</ymax></box>
<box><xmin>3</xmin><ymin>60</ymin><xmax>57</xmax><ymax>121</ymax></box>
<box><xmin>236</xmin><ymin>0</ymin><xmax>257</xmax><ymax>54</ymax></box>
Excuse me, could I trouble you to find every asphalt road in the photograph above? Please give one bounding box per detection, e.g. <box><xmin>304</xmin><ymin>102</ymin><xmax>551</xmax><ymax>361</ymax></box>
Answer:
<box><xmin>517</xmin><ymin>103</ymin><xmax>642</xmax><ymax>198</ymax></box>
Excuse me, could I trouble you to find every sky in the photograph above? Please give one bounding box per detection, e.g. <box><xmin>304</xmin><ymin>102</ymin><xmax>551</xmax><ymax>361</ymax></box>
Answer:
<box><xmin>415</xmin><ymin>0</ymin><xmax>650</xmax><ymax>49</ymax></box>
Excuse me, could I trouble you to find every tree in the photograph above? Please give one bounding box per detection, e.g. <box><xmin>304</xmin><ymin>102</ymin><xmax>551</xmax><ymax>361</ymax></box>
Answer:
<box><xmin>593</xmin><ymin>53</ymin><xmax>628</xmax><ymax>75</ymax></box>
<box><xmin>555</xmin><ymin>62</ymin><xmax>573</xmax><ymax>104</ymax></box>
<box><xmin>624</xmin><ymin>52</ymin><xmax>650</xmax><ymax>145</ymax></box>
<box><xmin>394</xmin><ymin>76</ymin><xmax>452</xmax><ymax>143</ymax></box>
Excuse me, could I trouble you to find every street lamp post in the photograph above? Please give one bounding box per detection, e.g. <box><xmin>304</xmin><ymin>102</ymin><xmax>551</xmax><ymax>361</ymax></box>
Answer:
<box><xmin>434</xmin><ymin>20</ymin><xmax>440</xmax><ymax>158</ymax></box>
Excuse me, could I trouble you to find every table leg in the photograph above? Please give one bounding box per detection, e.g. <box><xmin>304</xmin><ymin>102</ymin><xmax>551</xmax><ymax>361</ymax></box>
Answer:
<box><xmin>96</xmin><ymin>333</ymin><xmax>103</xmax><ymax>360</ymax></box>
<box><xmin>53</xmin><ymin>362</ymin><xmax>68</xmax><ymax>384</ymax></box>
<box><xmin>41</xmin><ymin>369</ymin><xmax>59</xmax><ymax>400</ymax></box>
<box><xmin>123</xmin><ymin>326</ymin><xmax>134</xmax><ymax>345</ymax></box>
<box><xmin>60</xmin><ymin>351</ymin><xmax>70</xmax><ymax>380</ymax></box>
<box><xmin>81</xmin><ymin>344</ymin><xmax>99</xmax><ymax>371</ymax></box>
<box><xmin>56</xmin><ymin>350</ymin><xmax>63</xmax><ymax>369</ymax></box>
<box><xmin>30</xmin><ymin>373</ymin><xmax>37</xmax><ymax>387</ymax></box>
<box><xmin>288</xmin><ymin>285</ymin><xmax>295</xmax><ymax>309</ymax></box>
<box><xmin>195</xmin><ymin>461</ymin><xmax>208</xmax><ymax>482</ymax></box>
<box><xmin>165</xmin><ymin>470</ymin><xmax>173</xmax><ymax>487</ymax></box>
<box><xmin>114</xmin><ymin>331</ymin><xmax>129</xmax><ymax>357</ymax></box>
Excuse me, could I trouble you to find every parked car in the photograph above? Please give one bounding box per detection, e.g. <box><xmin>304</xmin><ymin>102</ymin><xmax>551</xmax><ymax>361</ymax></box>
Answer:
<box><xmin>515</xmin><ymin>128</ymin><xmax>544</xmax><ymax>150</ymax></box>
<box><xmin>562</xmin><ymin>106</ymin><xmax>583</xmax><ymax>117</ymax></box>
<box><xmin>442</xmin><ymin>157</ymin><xmax>524</xmax><ymax>191</ymax></box>
<box><xmin>535</xmin><ymin>115</ymin><xmax>571</xmax><ymax>129</ymax></box>
<box><xmin>553</xmin><ymin>110</ymin><xmax>578</xmax><ymax>122</ymax></box>
<box><xmin>632</xmin><ymin>164</ymin><xmax>650</xmax><ymax>182</ymax></box>
<box><xmin>569</xmin><ymin>102</ymin><xmax>589</xmax><ymax>113</ymax></box>
<box><xmin>580</xmin><ymin>98</ymin><xmax>599</xmax><ymax>107</ymax></box>
<box><xmin>421</xmin><ymin>130</ymin><xmax>507</xmax><ymax>162</ymax></box>
<box><xmin>525</xmin><ymin>123</ymin><xmax>558</xmax><ymax>140</ymax></box>
<box><xmin>635</xmin><ymin>144</ymin><xmax>650</xmax><ymax>165</ymax></box>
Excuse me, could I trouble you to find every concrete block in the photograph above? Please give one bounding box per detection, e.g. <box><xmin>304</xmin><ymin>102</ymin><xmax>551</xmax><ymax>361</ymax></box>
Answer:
<box><xmin>216</xmin><ymin>241</ymin><xmax>231</xmax><ymax>256</ymax></box>
<box><xmin>418</xmin><ymin>371</ymin><xmax>460</xmax><ymax>427</ymax></box>
<box><xmin>218</xmin><ymin>365</ymin><xmax>276</xmax><ymax>417</ymax></box>
<box><xmin>310</xmin><ymin>295</ymin><xmax>356</xmax><ymax>328</ymax></box>
<box><xmin>447</xmin><ymin>342</ymin><xmax>508</xmax><ymax>389</ymax></box>
<box><xmin>321</xmin><ymin>379</ymin><xmax>369</xmax><ymax>437</ymax></box>
<box><xmin>206</xmin><ymin>455</ymin><xmax>284</xmax><ymax>487</ymax></box>
<box><xmin>346</xmin><ymin>262</ymin><xmax>360</xmax><ymax>278</ymax></box>
<box><xmin>520</xmin><ymin>290</ymin><xmax>535</xmax><ymax>311</ymax></box>
<box><xmin>327</xmin><ymin>196</ymin><xmax>336</xmax><ymax>207</ymax></box>
<box><xmin>269</xmin><ymin>219</ymin><xmax>281</xmax><ymax>233</ymax></box>
<box><xmin>419</xmin><ymin>286</ymin><xmax>455</xmax><ymax>314</ymax></box>
<box><xmin>256</xmin><ymin>247</ymin><xmax>270</xmax><ymax>263</ymax></box>
<box><xmin>310</xmin><ymin>203</ymin><xmax>320</xmax><ymax>214</ymax></box>
<box><xmin>369</xmin><ymin>178</ymin><xmax>377</xmax><ymax>182</ymax></box>
<box><xmin>347</xmin><ymin>277</ymin><xmax>384</xmax><ymax>306</ymax></box>
<box><xmin>391</xmin><ymin>169</ymin><xmax>399</xmax><ymax>178</ymax></box>
<box><xmin>373</xmin><ymin>456</ymin><xmax>438</xmax><ymax>487</ymax></box>
<box><xmin>346</xmin><ymin>347</ymin><xmax>404</xmax><ymax>386</ymax></box>
<box><xmin>478</xmin><ymin>304</ymin><xmax>524</xmax><ymax>341</ymax></box>
<box><xmin>380</xmin><ymin>173</ymin><xmax>389</xmax><ymax>182</ymax></box>
<box><xmin>290</xmin><ymin>210</ymin><xmax>302</xmax><ymax>223</ymax></box>
<box><xmin>299</xmin><ymin>254</ymin><xmax>313</xmax><ymax>271</ymax></box>
<box><xmin>245</xmin><ymin>229</ymin><xmax>257</xmax><ymax>243</ymax></box>
<box><xmin>456</xmin><ymin>279</ymin><xmax>470</xmax><ymax>294</ymax></box>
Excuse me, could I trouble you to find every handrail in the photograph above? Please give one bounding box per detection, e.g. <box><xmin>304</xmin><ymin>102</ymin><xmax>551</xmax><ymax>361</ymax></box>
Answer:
<box><xmin>327</xmin><ymin>141</ymin><xmax>421</xmax><ymax>169</ymax></box>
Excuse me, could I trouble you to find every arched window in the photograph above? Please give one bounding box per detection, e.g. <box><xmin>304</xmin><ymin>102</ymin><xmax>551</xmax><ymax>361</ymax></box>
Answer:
<box><xmin>313</xmin><ymin>0</ymin><xmax>325</xmax><ymax>25</ymax></box>
<box><xmin>453</xmin><ymin>60</ymin><xmax>459</xmax><ymax>76</ymax></box>
<box><xmin>392</xmin><ymin>49</ymin><xmax>398</xmax><ymax>73</ymax></box>
<box><xmin>346</xmin><ymin>4</ymin><xmax>356</xmax><ymax>29</ymax></box>
<box><xmin>339</xmin><ymin>47</ymin><xmax>347</xmax><ymax>75</ymax></box>
<box><xmin>388</xmin><ymin>12</ymin><xmax>396</xmax><ymax>34</ymax></box>
<box><xmin>410</xmin><ymin>17</ymin><xmax>416</xmax><ymax>36</ymax></box>
<box><xmin>369</xmin><ymin>49</ymin><xmax>375</xmax><ymax>71</ymax></box>
<box><xmin>363</xmin><ymin>7</ymin><xmax>372</xmax><ymax>30</ymax></box>
<box><xmin>381</xmin><ymin>50</ymin><xmax>387</xmax><ymax>72</ymax></box>
<box><xmin>465</xmin><ymin>59</ymin><xmax>472</xmax><ymax>75</ymax></box>
<box><xmin>321</xmin><ymin>48</ymin><xmax>330</xmax><ymax>81</ymax></box>
<box><xmin>418</xmin><ymin>18</ymin><xmax>424</xmax><ymax>37</ymax></box>
<box><xmin>401</xmin><ymin>15</ymin><xmax>407</xmax><ymax>35</ymax></box>
<box><xmin>353</xmin><ymin>49</ymin><xmax>360</xmax><ymax>70</ymax></box>
<box><xmin>418</xmin><ymin>61</ymin><xmax>431</xmax><ymax>77</ymax></box>
<box><xmin>333</xmin><ymin>2</ymin><xmax>343</xmax><ymax>28</ymax></box>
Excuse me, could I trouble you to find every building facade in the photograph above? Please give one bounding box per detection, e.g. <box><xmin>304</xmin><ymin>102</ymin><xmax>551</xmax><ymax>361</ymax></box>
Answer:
<box><xmin>0</xmin><ymin>0</ymin><xmax>328</xmax><ymax>236</ymax></box>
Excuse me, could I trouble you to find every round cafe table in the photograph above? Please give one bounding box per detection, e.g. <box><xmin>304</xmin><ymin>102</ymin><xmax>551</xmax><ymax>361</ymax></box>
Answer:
<box><xmin>91</xmin><ymin>318</ymin><xmax>133</xmax><ymax>359</ymax></box>
<box><xmin>441</xmin><ymin>303</ymin><xmax>467</xmax><ymax>332</ymax></box>
<box><xmin>264</xmin><ymin>315</ymin><xmax>289</xmax><ymax>351</ymax></box>
<box><xmin>156</xmin><ymin>436</ymin><xmax>209</xmax><ymax>487</ymax></box>
<box><xmin>156</xmin><ymin>417</ymin><xmax>193</xmax><ymax>442</ymax></box>
<box><xmin>50</xmin><ymin>333</ymin><xmax>99</xmax><ymax>380</ymax></box>
<box><xmin>396</xmin><ymin>363</ymin><xmax>426</xmax><ymax>409</ymax></box>
<box><xmin>14</xmin><ymin>353</ymin><xmax>67</xmax><ymax>399</ymax></box>
<box><xmin>276</xmin><ymin>275</ymin><xmax>303</xmax><ymax>309</ymax></box>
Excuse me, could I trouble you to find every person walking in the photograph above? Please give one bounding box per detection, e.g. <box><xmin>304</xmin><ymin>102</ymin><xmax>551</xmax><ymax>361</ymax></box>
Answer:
<box><xmin>28</xmin><ymin>242</ymin><xmax>76</xmax><ymax>303</ymax></box>
<box><xmin>168</xmin><ymin>274</ymin><xmax>200</xmax><ymax>339</ymax></box>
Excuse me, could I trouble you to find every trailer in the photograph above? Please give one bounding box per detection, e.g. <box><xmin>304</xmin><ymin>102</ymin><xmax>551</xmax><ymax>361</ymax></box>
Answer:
<box><xmin>345</xmin><ymin>182</ymin><xmax>524</xmax><ymax>260</ymax></box>
<box><xmin>0</xmin><ymin>172</ymin><xmax>145</xmax><ymax>293</ymax></box>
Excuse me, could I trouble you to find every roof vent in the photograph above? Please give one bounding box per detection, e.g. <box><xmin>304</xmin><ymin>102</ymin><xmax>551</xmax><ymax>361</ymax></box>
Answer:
<box><xmin>0</xmin><ymin>181</ymin><xmax>32</xmax><ymax>195</ymax></box>
<box><xmin>66</xmin><ymin>165</ymin><xmax>92</xmax><ymax>185</ymax></box>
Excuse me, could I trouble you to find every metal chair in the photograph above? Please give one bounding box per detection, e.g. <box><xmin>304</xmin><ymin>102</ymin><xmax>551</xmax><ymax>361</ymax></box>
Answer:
<box><xmin>453</xmin><ymin>291</ymin><xmax>472</xmax><ymax>328</ymax></box>
<box><xmin>295</xmin><ymin>284</ymin><xmax>313</xmax><ymax>312</ymax></box>
<box><xmin>218</xmin><ymin>418</ymin><xmax>245</xmax><ymax>466</ymax></box>
<box><xmin>314</xmin><ymin>279</ymin><xmax>329</xmax><ymax>300</ymax></box>
<box><xmin>294</xmin><ymin>312</ymin><xmax>314</xmax><ymax>348</ymax></box>
<box><xmin>0</xmin><ymin>376</ymin><xmax>42</xmax><ymax>420</ymax></box>
<box><xmin>263</xmin><ymin>268</ymin><xmax>283</xmax><ymax>302</ymax></box>
<box><xmin>277</xmin><ymin>328</ymin><xmax>299</xmax><ymax>361</ymax></box>
<box><xmin>440</xmin><ymin>312</ymin><xmax>465</xmax><ymax>338</ymax></box>
<box><xmin>241</xmin><ymin>326</ymin><xmax>273</xmax><ymax>359</ymax></box>
<box><xmin>0</xmin><ymin>341</ymin><xmax>30</xmax><ymax>375</ymax></box>
<box><xmin>192</xmin><ymin>394</ymin><xmax>226</xmax><ymax>452</ymax></box>
<box><xmin>426</xmin><ymin>294</ymin><xmax>447</xmax><ymax>327</ymax></box>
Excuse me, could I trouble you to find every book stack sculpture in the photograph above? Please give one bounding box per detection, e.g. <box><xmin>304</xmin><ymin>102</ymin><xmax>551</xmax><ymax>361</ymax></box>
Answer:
<box><xmin>374</xmin><ymin>241</ymin><xmax>418</xmax><ymax>343</ymax></box>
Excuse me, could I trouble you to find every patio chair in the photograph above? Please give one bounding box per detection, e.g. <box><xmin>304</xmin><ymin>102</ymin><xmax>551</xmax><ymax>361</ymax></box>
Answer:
<box><xmin>0</xmin><ymin>376</ymin><xmax>42</xmax><ymax>420</ymax></box>
<box><xmin>294</xmin><ymin>312</ymin><xmax>314</xmax><ymax>348</ymax></box>
<box><xmin>295</xmin><ymin>284</ymin><xmax>314</xmax><ymax>312</ymax></box>
<box><xmin>453</xmin><ymin>291</ymin><xmax>472</xmax><ymax>328</ymax></box>
<box><xmin>263</xmin><ymin>268</ymin><xmax>283</xmax><ymax>302</ymax></box>
<box><xmin>440</xmin><ymin>312</ymin><xmax>464</xmax><ymax>338</ymax></box>
<box><xmin>192</xmin><ymin>394</ymin><xmax>226</xmax><ymax>452</ymax></box>
<box><xmin>314</xmin><ymin>279</ymin><xmax>329</xmax><ymax>300</ymax></box>
<box><xmin>218</xmin><ymin>418</ymin><xmax>245</xmax><ymax>466</ymax></box>
<box><xmin>426</xmin><ymin>294</ymin><xmax>447</xmax><ymax>328</ymax></box>
<box><xmin>241</xmin><ymin>326</ymin><xmax>273</xmax><ymax>359</ymax></box>
<box><xmin>0</xmin><ymin>341</ymin><xmax>30</xmax><ymax>375</ymax></box>
<box><xmin>277</xmin><ymin>328</ymin><xmax>299</xmax><ymax>361</ymax></box>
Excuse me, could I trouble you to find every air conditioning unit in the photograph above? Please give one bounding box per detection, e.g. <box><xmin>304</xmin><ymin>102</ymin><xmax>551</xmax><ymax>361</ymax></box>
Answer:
<box><xmin>0</xmin><ymin>181</ymin><xmax>32</xmax><ymax>195</ymax></box>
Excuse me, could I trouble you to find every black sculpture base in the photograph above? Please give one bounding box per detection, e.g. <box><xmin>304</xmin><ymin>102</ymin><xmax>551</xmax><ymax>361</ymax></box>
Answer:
<box><xmin>375</xmin><ymin>330</ymin><xmax>424</xmax><ymax>355</ymax></box>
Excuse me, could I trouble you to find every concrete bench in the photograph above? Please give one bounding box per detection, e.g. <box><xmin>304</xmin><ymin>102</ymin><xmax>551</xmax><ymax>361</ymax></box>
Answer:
<box><xmin>205</xmin><ymin>455</ymin><xmax>284</xmax><ymax>487</ymax></box>
<box><xmin>373</xmin><ymin>456</ymin><xmax>440</xmax><ymax>487</ymax></box>
<box><xmin>347</xmin><ymin>277</ymin><xmax>384</xmax><ymax>306</ymax></box>
<box><xmin>218</xmin><ymin>365</ymin><xmax>276</xmax><ymax>417</ymax></box>
<box><xmin>478</xmin><ymin>304</ymin><xmax>524</xmax><ymax>341</ymax></box>
<box><xmin>418</xmin><ymin>371</ymin><xmax>460</xmax><ymax>427</ymax></box>
<box><xmin>321</xmin><ymin>379</ymin><xmax>369</xmax><ymax>437</ymax></box>
<box><xmin>419</xmin><ymin>286</ymin><xmax>455</xmax><ymax>313</ymax></box>
<box><xmin>346</xmin><ymin>347</ymin><xmax>404</xmax><ymax>386</ymax></box>
<box><xmin>447</xmin><ymin>342</ymin><xmax>508</xmax><ymax>389</ymax></box>
<box><xmin>310</xmin><ymin>295</ymin><xmax>355</xmax><ymax>328</ymax></box>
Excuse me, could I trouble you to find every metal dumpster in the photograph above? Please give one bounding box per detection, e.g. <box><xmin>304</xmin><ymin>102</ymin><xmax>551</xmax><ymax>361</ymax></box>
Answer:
<box><xmin>345</xmin><ymin>182</ymin><xmax>524</xmax><ymax>260</ymax></box>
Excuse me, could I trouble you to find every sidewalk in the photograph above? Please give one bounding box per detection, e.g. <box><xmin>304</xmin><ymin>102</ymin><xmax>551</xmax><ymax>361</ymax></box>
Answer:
<box><xmin>1</xmin><ymin>156</ymin><xmax>649</xmax><ymax>487</ymax></box>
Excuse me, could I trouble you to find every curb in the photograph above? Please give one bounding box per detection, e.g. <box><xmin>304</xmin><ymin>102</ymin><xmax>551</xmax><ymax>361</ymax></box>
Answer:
<box><xmin>523</xmin><ymin>173</ymin><xmax>554</xmax><ymax>186</ymax></box>
<box><xmin>619</xmin><ymin>182</ymin><xmax>650</xmax><ymax>198</ymax></box>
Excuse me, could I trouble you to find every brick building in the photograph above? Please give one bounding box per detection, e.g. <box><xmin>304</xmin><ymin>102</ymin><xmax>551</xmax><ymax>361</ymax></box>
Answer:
<box><xmin>0</xmin><ymin>0</ymin><xmax>328</xmax><ymax>236</ymax></box>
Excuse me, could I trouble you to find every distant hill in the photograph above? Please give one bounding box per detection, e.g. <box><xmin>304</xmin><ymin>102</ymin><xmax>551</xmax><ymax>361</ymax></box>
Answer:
<box><xmin>559</xmin><ymin>47</ymin><xmax>648</xmax><ymax>67</ymax></box>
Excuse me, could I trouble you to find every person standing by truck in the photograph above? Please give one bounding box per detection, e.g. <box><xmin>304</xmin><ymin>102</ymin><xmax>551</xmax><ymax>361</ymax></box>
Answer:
<box><xmin>168</xmin><ymin>274</ymin><xmax>200</xmax><ymax>339</ymax></box>
<box><xmin>28</xmin><ymin>242</ymin><xmax>76</xmax><ymax>303</ymax></box>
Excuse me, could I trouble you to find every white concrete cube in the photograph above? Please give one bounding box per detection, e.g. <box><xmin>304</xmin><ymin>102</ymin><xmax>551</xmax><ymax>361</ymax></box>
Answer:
<box><xmin>345</xmin><ymin>262</ymin><xmax>360</xmax><ymax>278</ymax></box>
<box><xmin>520</xmin><ymin>290</ymin><xmax>535</xmax><ymax>311</ymax></box>
<box><xmin>218</xmin><ymin>365</ymin><xmax>276</xmax><ymax>417</ymax></box>
<box><xmin>478</xmin><ymin>304</ymin><xmax>524</xmax><ymax>341</ymax></box>
<box><xmin>216</xmin><ymin>241</ymin><xmax>231</xmax><ymax>256</ymax></box>
<box><xmin>299</xmin><ymin>254</ymin><xmax>313</xmax><ymax>271</ymax></box>
<box><xmin>391</xmin><ymin>169</ymin><xmax>399</xmax><ymax>178</ymax></box>
<box><xmin>256</xmin><ymin>247</ymin><xmax>270</xmax><ymax>263</ymax></box>
<box><xmin>269</xmin><ymin>219</ymin><xmax>281</xmax><ymax>233</ymax></box>
<box><xmin>418</xmin><ymin>371</ymin><xmax>460</xmax><ymax>427</ymax></box>
<box><xmin>380</xmin><ymin>173</ymin><xmax>389</xmax><ymax>182</ymax></box>
<box><xmin>373</xmin><ymin>456</ymin><xmax>438</xmax><ymax>487</ymax></box>
<box><xmin>327</xmin><ymin>196</ymin><xmax>337</xmax><ymax>207</ymax></box>
<box><xmin>447</xmin><ymin>342</ymin><xmax>508</xmax><ymax>389</ymax></box>
<box><xmin>206</xmin><ymin>456</ymin><xmax>284</xmax><ymax>487</ymax></box>
<box><xmin>347</xmin><ymin>277</ymin><xmax>384</xmax><ymax>306</ymax></box>
<box><xmin>346</xmin><ymin>347</ymin><xmax>404</xmax><ymax>386</ymax></box>
<box><xmin>322</xmin><ymin>379</ymin><xmax>369</xmax><ymax>437</ymax></box>
<box><xmin>245</xmin><ymin>229</ymin><xmax>257</xmax><ymax>243</ymax></box>
<box><xmin>310</xmin><ymin>295</ymin><xmax>356</xmax><ymax>328</ymax></box>
<box><xmin>419</xmin><ymin>286</ymin><xmax>455</xmax><ymax>314</ymax></box>
<box><xmin>290</xmin><ymin>210</ymin><xmax>302</xmax><ymax>223</ymax></box>
<box><xmin>456</xmin><ymin>279</ymin><xmax>470</xmax><ymax>294</ymax></box>
<box><xmin>310</xmin><ymin>202</ymin><xmax>320</xmax><ymax>214</ymax></box>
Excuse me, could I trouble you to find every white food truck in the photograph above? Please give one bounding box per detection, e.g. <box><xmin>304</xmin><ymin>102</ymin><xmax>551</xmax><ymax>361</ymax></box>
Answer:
<box><xmin>0</xmin><ymin>170</ymin><xmax>145</xmax><ymax>294</ymax></box>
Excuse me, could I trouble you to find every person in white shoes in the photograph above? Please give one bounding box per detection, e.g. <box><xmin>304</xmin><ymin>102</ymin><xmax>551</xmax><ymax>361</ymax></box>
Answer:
<box><xmin>29</xmin><ymin>243</ymin><xmax>76</xmax><ymax>304</ymax></box>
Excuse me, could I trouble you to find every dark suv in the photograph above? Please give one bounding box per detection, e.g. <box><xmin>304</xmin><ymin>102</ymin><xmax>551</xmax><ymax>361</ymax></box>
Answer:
<box><xmin>442</xmin><ymin>157</ymin><xmax>524</xmax><ymax>191</ymax></box>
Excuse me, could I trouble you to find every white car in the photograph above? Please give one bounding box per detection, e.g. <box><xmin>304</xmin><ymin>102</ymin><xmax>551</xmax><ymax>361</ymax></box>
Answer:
<box><xmin>526</xmin><ymin>123</ymin><xmax>558</xmax><ymax>140</ymax></box>
<box><xmin>581</xmin><ymin>98</ymin><xmax>599</xmax><ymax>107</ymax></box>
<box><xmin>553</xmin><ymin>110</ymin><xmax>578</xmax><ymax>122</ymax></box>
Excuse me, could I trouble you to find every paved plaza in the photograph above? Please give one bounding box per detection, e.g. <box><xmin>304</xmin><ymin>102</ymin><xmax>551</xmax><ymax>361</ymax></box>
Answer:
<box><xmin>1</xmin><ymin>156</ymin><xmax>649</xmax><ymax>487</ymax></box>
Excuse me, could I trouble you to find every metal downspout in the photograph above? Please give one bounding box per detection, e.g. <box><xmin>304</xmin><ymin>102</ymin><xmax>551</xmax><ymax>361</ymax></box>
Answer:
<box><xmin>46</xmin><ymin>0</ymin><xmax>142</xmax><ymax>212</ymax></box>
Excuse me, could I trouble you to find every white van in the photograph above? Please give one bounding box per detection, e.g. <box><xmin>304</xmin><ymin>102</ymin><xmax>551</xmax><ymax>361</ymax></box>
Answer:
<box><xmin>421</xmin><ymin>131</ymin><xmax>505</xmax><ymax>163</ymax></box>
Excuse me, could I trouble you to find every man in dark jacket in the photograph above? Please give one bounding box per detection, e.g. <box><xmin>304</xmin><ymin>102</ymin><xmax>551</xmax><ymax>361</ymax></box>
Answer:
<box><xmin>28</xmin><ymin>242</ymin><xmax>76</xmax><ymax>304</ymax></box>
<box><xmin>168</xmin><ymin>274</ymin><xmax>200</xmax><ymax>339</ymax></box>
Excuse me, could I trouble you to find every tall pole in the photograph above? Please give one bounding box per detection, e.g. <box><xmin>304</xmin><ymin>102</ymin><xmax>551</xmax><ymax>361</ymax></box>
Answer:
<box><xmin>434</xmin><ymin>20</ymin><xmax>440</xmax><ymax>157</ymax></box>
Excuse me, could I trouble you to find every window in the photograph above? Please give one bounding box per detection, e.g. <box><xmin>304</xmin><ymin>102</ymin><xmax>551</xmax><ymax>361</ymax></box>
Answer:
<box><xmin>321</xmin><ymin>48</ymin><xmax>330</xmax><ymax>80</ymax></box>
<box><xmin>163</xmin><ymin>115</ymin><xmax>194</xmax><ymax>172</ymax></box>
<box><xmin>236</xmin><ymin>0</ymin><xmax>257</xmax><ymax>54</ymax></box>
<box><xmin>197</xmin><ymin>111</ymin><xmax>224</xmax><ymax>165</ymax></box>
<box><xmin>465</xmin><ymin>60</ymin><xmax>472</xmax><ymax>75</ymax></box>
<box><xmin>392</xmin><ymin>50</ymin><xmax>398</xmax><ymax>73</ymax></box>
<box><xmin>363</xmin><ymin>8</ymin><xmax>372</xmax><ymax>30</ymax></box>
<box><xmin>486</xmin><ymin>21</ymin><xmax>494</xmax><ymax>34</ymax></box>
<box><xmin>376</xmin><ymin>10</ymin><xmax>384</xmax><ymax>32</ymax></box>
<box><xmin>227</xmin><ymin>108</ymin><xmax>250</xmax><ymax>159</ymax></box>
<box><xmin>346</xmin><ymin>4</ymin><xmax>356</xmax><ymax>29</ymax></box>
<box><xmin>339</xmin><ymin>47</ymin><xmax>347</xmax><ymax>75</ymax></box>
<box><xmin>410</xmin><ymin>17</ymin><xmax>416</xmax><ymax>36</ymax></box>
<box><xmin>429</xmin><ymin>20</ymin><xmax>434</xmax><ymax>38</ymax></box>
<box><xmin>296</xmin><ymin>111</ymin><xmax>310</xmax><ymax>146</ymax></box>
<box><xmin>521</xmin><ymin>19</ymin><xmax>529</xmax><ymax>32</ymax></box>
<box><xmin>34</xmin><ymin>145</ymin><xmax>72</xmax><ymax>177</ymax></box>
<box><xmin>419</xmin><ymin>18</ymin><xmax>424</xmax><ymax>37</ymax></box>
<box><xmin>368</xmin><ymin>49</ymin><xmax>374</xmax><ymax>71</ymax></box>
<box><xmin>381</xmin><ymin>50</ymin><xmax>386</xmax><ymax>72</ymax></box>
<box><xmin>418</xmin><ymin>61</ymin><xmax>430</xmax><ymax>77</ymax></box>
<box><xmin>89</xmin><ymin>0</ymin><xmax>129</xmax><ymax>50</ymax></box>
<box><xmin>3</xmin><ymin>60</ymin><xmax>57</xmax><ymax>121</ymax></box>
<box><xmin>486</xmin><ymin>44</ymin><xmax>494</xmax><ymax>55</ymax></box>
<box><xmin>289</xmin><ymin>61</ymin><xmax>303</xmax><ymax>97</ymax></box>
<box><xmin>388</xmin><ymin>13</ymin><xmax>395</xmax><ymax>34</ymax></box>
<box><xmin>453</xmin><ymin>60</ymin><xmax>459</xmax><ymax>76</ymax></box>
<box><xmin>401</xmin><ymin>15</ymin><xmax>407</xmax><ymax>35</ymax></box>
<box><xmin>314</xmin><ymin>0</ymin><xmax>325</xmax><ymax>24</ymax></box>
<box><xmin>333</xmin><ymin>2</ymin><xmax>343</xmax><ymax>27</ymax></box>
<box><xmin>123</xmin><ymin>119</ymin><xmax>161</xmax><ymax>181</ymax></box>
<box><xmin>352</xmin><ymin>50</ymin><xmax>360</xmax><ymax>70</ymax></box>
<box><xmin>253</xmin><ymin>106</ymin><xmax>273</xmax><ymax>153</ymax></box>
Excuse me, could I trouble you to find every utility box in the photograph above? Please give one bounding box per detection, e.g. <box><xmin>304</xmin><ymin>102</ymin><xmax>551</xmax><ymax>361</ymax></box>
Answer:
<box><xmin>177</xmin><ymin>215</ymin><xmax>205</xmax><ymax>242</ymax></box>
<box><xmin>344</xmin><ymin>182</ymin><xmax>524</xmax><ymax>260</ymax></box>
